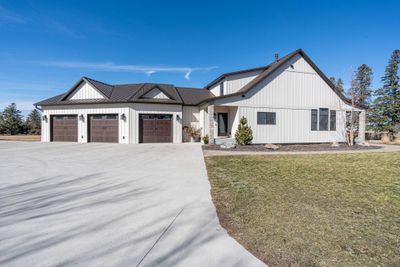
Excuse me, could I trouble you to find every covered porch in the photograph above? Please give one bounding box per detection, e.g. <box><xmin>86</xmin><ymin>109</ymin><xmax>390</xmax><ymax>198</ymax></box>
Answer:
<box><xmin>199</xmin><ymin>104</ymin><xmax>239</xmax><ymax>144</ymax></box>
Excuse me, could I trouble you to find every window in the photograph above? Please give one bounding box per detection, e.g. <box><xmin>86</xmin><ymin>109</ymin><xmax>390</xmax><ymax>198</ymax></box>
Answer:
<box><xmin>92</xmin><ymin>115</ymin><xmax>103</xmax><ymax>119</ymax></box>
<box><xmin>311</xmin><ymin>109</ymin><xmax>318</xmax><ymax>130</ymax></box>
<box><xmin>319</xmin><ymin>108</ymin><xmax>329</xmax><ymax>131</ymax></box>
<box><xmin>219</xmin><ymin>83</ymin><xmax>224</xmax><ymax>96</ymax></box>
<box><xmin>330</xmin><ymin>110</ymin><xmax>336</xmax><ymax>131</ymax></box>
<box><xmin>257</xmin><ymin>112</ymin><xmax>276</xmax><ymax>125</ymax></box>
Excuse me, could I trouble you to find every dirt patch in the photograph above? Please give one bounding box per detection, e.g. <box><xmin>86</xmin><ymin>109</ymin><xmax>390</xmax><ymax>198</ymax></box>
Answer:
<box><xmin>203</xmin><ymin>143</ymin><xmax>380</xmax><ymax>152</ymax></box>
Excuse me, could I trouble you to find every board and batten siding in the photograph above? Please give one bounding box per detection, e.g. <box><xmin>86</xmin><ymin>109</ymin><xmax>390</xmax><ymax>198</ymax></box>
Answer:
<box><xmin>41</xmin><ymin>104</ymin><xmax>130</xmax><ymax>143</ymax></box>
<box><xmin>224</xmin><ymin>70</ymin><xmax>262</xmax><ymax>95</ymax></box>
<box><xmin>239</xmin><ymin>107</ymin><xmax>346</xmax><ymax>143</ymax></box>
<box><xmin>142</xmin><ymin>88</ymin><xmax>170</xmax><ymax>99</ymax></box>
<box><xmin>182</xmin><ymin>106</ymin><xmax>200</xmax><ymax>129</ymax></box>
<box><xmin>210</xmin><ymin>70</ymin><xmax>261</xmax><ymax>96</ymax></box>
<box><xmin>68</xmin><ymin>82</ymin><xmax>105</xmax><ymax>100</ymax></box>
<box><xmin>214</xmin><ymin>54</ymin><xmax>361</xmax><ymax>144</ymax></box>
<box><xmin>130</xmin><ymin>103</ymin><xmax>182</xmax><ymax>144</ymax></box>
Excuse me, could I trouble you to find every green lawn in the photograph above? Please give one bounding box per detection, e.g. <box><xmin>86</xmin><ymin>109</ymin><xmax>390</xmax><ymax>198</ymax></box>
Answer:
<box><xmin>205</xmin><ymin>153</ymin><xmax>400</xmax><ymax>267</ymax></box>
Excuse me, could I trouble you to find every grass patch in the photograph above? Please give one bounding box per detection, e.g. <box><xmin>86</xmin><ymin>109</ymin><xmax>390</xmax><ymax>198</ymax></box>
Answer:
<box><xmin>205</xmin><ymin>153</ymin><xmax>400</xmax><ymax>266</ymax></box>
<box><xmin>0</xmin><ymin>135</ymin><xmax>40</xmax><ymax>141</ymax></box>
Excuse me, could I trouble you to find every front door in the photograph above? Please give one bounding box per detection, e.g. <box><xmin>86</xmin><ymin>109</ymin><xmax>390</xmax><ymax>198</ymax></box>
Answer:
<box><xmin>217</xmin><ymin>113</ymin><xmax>228</xmax><ymax>136</ymax></box>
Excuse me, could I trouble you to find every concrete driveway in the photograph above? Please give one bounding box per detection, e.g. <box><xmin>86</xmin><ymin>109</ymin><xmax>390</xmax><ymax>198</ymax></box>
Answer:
<box><xmin>0</xmin><ymin>142</ymin><xmax>265</xmax><ymax>267</ymax></box>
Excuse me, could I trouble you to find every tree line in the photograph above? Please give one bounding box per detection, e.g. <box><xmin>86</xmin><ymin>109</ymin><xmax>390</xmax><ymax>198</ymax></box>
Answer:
<box><xmin>329</xmin><ymin>49</ymin><xmax>400</xmax><ymax>138</ymax></box>
<box><xmin>0</xmin><ymin>103</ymin><xmax>41</xmax><ymax>135</ymax></box>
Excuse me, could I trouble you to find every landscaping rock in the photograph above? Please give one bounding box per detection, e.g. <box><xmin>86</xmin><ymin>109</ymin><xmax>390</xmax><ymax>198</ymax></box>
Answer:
<box><xmin>264</xmin><ymin>143</ymin><xmax>279</xmax><ymax>150</ymax></box>
<box><xmin>220</xmin><ymin>143</ymin><xmax>236</xmax><ymax>149</ymax></box>
<box><xmin>358</xmin><ymin>141</ymin><xmax>370</xmax><ymax>147</ymax></box>
<box><xmin>331</xmin><ymin>141</ymin><xmax>340</xmax><ymax>147</ymax></box>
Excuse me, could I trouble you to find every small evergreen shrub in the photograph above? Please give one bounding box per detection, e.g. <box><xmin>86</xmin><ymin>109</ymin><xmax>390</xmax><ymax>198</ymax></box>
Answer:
<box><xmin>235</xmin><ymin>116</ymin><xmax>253</xmax><ymax>145</ymax></box>
<box><xmin>203</xmin><ymin>134</ymin><xmax>209</xmax><ymax>144</ymax></box>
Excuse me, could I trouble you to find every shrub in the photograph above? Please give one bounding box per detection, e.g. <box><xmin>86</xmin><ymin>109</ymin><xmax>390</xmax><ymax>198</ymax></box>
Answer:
<box><xmin>203</xmin><ymin>134</ymin><xmax>209</xmax><ymax>144</ymax></box>
<box><xmin>235</xmin><ymin>116</ymin><xmax>253</xmax><ymax>145</ymax></box>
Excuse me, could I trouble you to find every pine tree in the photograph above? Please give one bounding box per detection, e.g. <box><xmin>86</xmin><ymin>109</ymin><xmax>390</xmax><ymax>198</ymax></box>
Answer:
<box><xmin>369</xmin><ymin>50</ymin><xmax>400</xmax><ymax>135</ymax></box>
<box><xmin>235</xmin><ymin>116</ymin><xmax>253</xmax><ymax>145</ymax></box>
<box><xmin>336</xmin><ymin>78</ymin><xmax>344</xmax><ymax>94</ymax></box>
<box><xmin>25</xmin><ymin>109</ymin><xmax>41</xmax><ymax>135</ymax></box>
<box><xmin>329</xmin><ymin>76</ymin><xmax>344</xmax><ymax>94</ymax></box>
<box><xmin>0</xmin><ymin>111</ymin><xmax>5</xmax><ymax>134</ymax></box>
<box><xmin>349</xmin><ymin>64</ymin><xmax>373</xmax><ymax>105</ymax></box>
<box><xmin>0</xmin><ymin>103</ymin><xmax>24</xmax><ymax>135</ymax></box>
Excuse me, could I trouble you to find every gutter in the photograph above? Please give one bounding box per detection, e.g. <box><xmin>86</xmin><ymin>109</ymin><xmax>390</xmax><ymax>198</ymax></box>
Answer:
<box><xmin>34</xmin><ymin>104</ymin><xmax>43</xmax><ymax>112</ymax></box>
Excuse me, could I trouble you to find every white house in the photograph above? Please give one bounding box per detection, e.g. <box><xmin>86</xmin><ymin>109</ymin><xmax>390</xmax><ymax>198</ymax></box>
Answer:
<box><xmin>35</xmin><ymin>49</ymin><xmax>366</xmax><ymax>144</ymax></box>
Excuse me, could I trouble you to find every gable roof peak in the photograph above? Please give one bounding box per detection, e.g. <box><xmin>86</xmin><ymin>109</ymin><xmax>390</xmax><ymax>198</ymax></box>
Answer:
<box><xmin>82</xmin><ymin>76</ymin><xmax>114</xmax><ymax>87</ymax></box>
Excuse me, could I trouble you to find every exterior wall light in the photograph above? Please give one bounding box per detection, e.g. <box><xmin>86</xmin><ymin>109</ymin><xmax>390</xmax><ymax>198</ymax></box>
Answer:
<box><xmin>42</xmin><ymin>115</ymin><xmax>48</xmax><ymax>122</ymax></box>
<box><xmin>79</xmin><ymin>114</ymin><xmax>85</xmax><ymax>122</ymax></box>
<box><xmin>176</xmin><ymin>114</ymin><xmax>182</xmax><ymax>123</ymax></box>
<box><xmin>120</xmin><ymin>113</ymin><xmax>126</xmax><ymax>121</ymax></box>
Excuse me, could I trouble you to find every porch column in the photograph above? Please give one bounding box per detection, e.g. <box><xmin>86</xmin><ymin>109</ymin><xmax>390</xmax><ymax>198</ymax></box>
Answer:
<box><xmin>208</xmin><ymin>104</ymin><xmax>214</xmax><ymax>144</ymax></box>
<box><xmin>357</xmin><ymin>110</ymin><xmax>366</xmax><ymax>143</ymax></box>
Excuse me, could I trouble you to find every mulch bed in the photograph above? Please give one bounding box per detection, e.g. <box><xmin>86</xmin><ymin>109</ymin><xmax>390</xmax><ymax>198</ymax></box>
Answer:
<box><xmin>202</xmin><ymin>143</ymin><xmax>381</xmax><ymax>152</ymax></box>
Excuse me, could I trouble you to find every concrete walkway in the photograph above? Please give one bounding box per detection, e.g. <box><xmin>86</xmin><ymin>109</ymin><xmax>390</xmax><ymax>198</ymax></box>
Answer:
<box><xmin>0</xmin><ymin>142</ymin><xmax>265</xmax><ymax>267</ymax></box>
<box><xmin>203</xmin><ymin>144</ymin><xmax>400</xmax><ymax>157</ymax></box>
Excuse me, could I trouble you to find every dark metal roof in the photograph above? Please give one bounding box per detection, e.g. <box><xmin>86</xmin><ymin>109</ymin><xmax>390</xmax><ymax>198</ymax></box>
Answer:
<box><xmin>176</xmin><ymin>87</ymin><xmax>215</xmax><ymax>105</ymax></box>
<box><xmin>35</xmin><ymin>78</ymin><xmax>213</xmax><ymax>106</ymax></box>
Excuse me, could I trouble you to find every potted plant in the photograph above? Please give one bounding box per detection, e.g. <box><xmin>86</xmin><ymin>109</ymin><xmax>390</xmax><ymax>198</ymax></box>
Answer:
<box><xmin>184</xmin><ymin>126</ymin><xmax>201</xmax><ymax>142</ymax></box>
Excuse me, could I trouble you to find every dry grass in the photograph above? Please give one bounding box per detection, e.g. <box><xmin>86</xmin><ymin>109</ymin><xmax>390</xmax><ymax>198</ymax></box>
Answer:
<box><xmin>381</xmin><ymin>134</ymin><xmax>391</xmax><ymax>144</ymax></box>
<box><xmin>206</xmin><ymin>153</ymin><xmax>400</xmax><ymax>267</ymax></box>
<box><xmin>393</xmin><ymin>137</ymin><xmax>400</xmax><ymax>145</ymax></box>
<box><xmin>0</xmin><ymin>135</ymin><xmax>40</xmax><ymax>142</ymax></box>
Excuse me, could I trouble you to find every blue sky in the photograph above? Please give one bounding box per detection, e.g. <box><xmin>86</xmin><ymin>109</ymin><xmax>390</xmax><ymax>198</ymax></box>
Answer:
<box><xmin>1</xmin><ymin>0</ymin><xmax>399</xmax><ymax>115</ymax></box>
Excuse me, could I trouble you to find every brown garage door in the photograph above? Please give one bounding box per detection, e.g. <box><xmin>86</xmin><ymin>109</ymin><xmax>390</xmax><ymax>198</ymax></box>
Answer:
<box><xmin>51</xmin><ymin>115</ymin><xmax>78</xmax><ymax>142</ymax></box>
<box><xmin>139</xmin><ymin>114</ymin><xmax>172</xmax><ymax>143</ymax></box>
<box><xmin>88</xmin><ymin>114</ymin><xmax>118</xmax><ymax>143</ymax></box>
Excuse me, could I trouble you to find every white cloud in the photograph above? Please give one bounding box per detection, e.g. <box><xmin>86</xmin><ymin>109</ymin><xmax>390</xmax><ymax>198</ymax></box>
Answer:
<box><xmin>0</xmin><ymin>5</ymin><xmax>25</xmax><ymax>24</ymax></box>
<box><xmin>40</xmin><ymin>61</ymin><xmax>217</xmax><ymax>80</ymax></box>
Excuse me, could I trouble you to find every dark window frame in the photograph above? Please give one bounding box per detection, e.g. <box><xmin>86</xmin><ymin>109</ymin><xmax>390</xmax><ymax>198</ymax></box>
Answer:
<box><xmin>220</xmin><ymin>83</ymin><xmax>224</xmax><ymax>96</ymax></box>
<box><xmin>311</xmin><ymin>109</ymin><xmax>318</xmax><ymax>131</ymax></box>
<box><xmin>257</xmin><ymin>112</ymin><xmax>276</xmax><ymax>125</ymax></box>
<box><xmin>319</xmin><ymin>108</ymin><xmax>329</xmax><ymax>131</ymax></box>
<box><xmin>330</xmin><ymin>110</ymin><xmax>336</xmax><ymax>131</ymax></box>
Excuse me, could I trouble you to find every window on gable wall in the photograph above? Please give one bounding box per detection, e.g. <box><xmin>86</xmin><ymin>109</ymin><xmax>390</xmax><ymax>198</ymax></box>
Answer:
<box><xmin>319</xmin><ymin>108</ymin><xmax>329</xmax><ymax>131</ymax></box>
<box><xmin>311</xmin><ymin>108</ymin><xmax>335</xmax><ymax>131</ymax></box>
<box><xmin>330</xmin><ymin>110</ymin><xmax>336</xmax><ymax>131</ymax></box>
<box><xmin>220</xmin><ymin>83</ymin><xmax>224</xmax><ymax>96</ymax></box>
<box><xmin>311</xmin><ymin>109</ymin><xmax>318</xmax><ymax>130</ymax></box>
